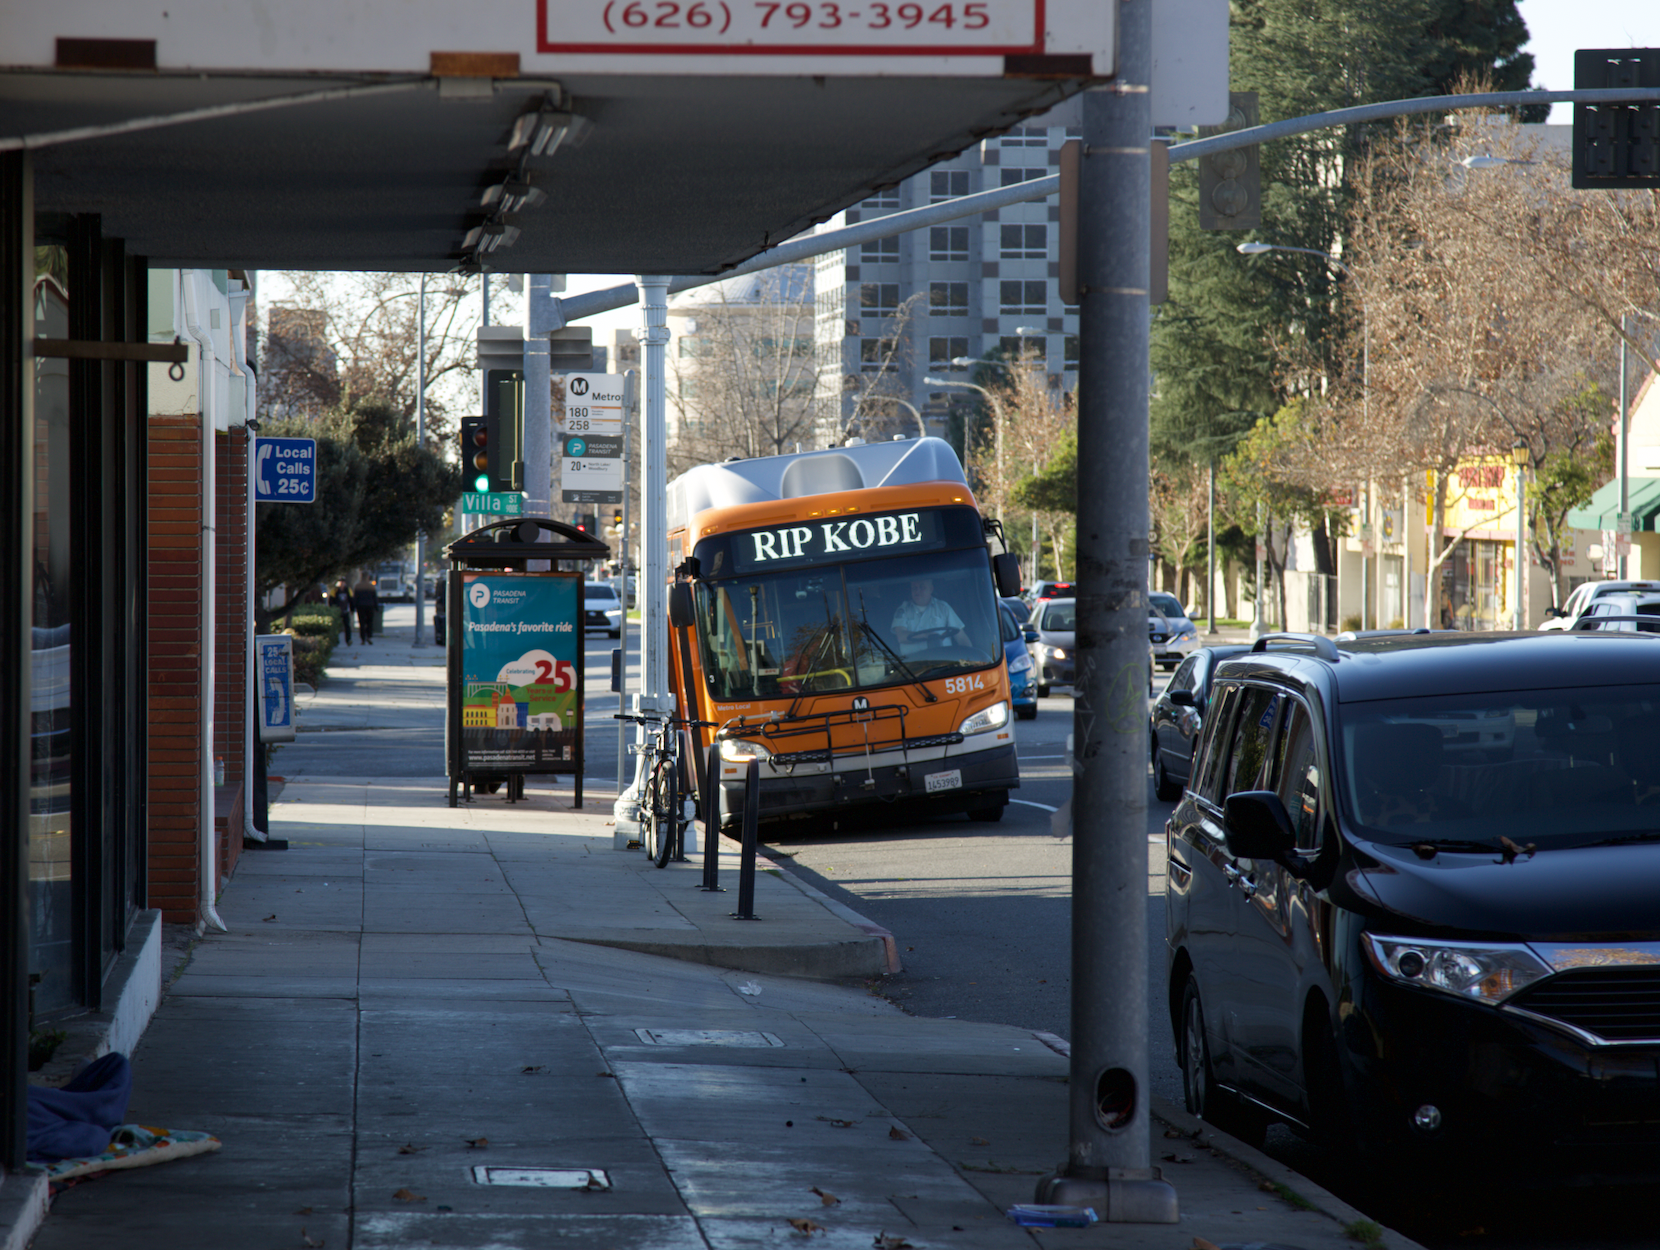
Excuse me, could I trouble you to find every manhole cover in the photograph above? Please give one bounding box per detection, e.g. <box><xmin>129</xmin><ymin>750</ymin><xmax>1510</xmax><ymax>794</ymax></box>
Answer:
<box><xmin>633</xmin><ymin>1028</ymin><xmax>784</xmax><ymax>1048</ymax></box>
<box><xmin>471</xmin><ymin>1167</ymin><xmax>611</xmax><ymax>1189</ymax></box>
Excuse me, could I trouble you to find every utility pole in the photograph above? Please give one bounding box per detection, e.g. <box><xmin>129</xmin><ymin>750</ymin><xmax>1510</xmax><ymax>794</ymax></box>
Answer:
<box><xmin>1205</xmin><ymin>459</ymin><xmax>1216</xmax><ymax>634</ymax></box>
<box><xmin>414</xmin><ymin>274</ymin><xmax>426</xmax><ymax>645</ymax></box>
<box><xmin>1034</xmin><ymin>0</ymin><xmax>1177</xmax><ymax>1223</ymax></box>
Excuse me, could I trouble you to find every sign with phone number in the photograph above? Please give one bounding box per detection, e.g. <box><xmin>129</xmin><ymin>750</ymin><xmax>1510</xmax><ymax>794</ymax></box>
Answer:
<box><xmin>539</xmin><ymin>0</ymin><xmax>1042</xmax><ymax>53</ymax></box>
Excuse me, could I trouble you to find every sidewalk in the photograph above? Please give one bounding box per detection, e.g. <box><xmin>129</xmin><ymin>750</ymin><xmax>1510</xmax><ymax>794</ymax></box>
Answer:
<box><xmin>16</xmin><ymin>615</ymin><xmax>1424</xmax><ymax>1250</ymax></box>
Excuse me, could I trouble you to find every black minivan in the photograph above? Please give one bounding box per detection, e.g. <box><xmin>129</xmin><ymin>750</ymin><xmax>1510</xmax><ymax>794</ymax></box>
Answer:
<box><xmin>1165</xmin><ymin>630</ymin><xmax>1660</xmax><ymax>1180</ymax></box>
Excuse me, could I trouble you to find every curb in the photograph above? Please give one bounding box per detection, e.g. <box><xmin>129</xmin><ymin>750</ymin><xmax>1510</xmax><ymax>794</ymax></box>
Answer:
<box><xmin>724</xmin><ymin>833</ymin><xmax>904</xmax><ymax>975</ymax></box>
<box><xmin>1027</xmin><ymin>1031</ymin><xmax>1430</xmax><ymax>1250</ymax></box>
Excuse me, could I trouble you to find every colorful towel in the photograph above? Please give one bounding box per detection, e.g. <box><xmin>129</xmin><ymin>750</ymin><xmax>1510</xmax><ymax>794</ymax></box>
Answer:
<box><xmin>33</xmin><ymin>1124</ymin><xmax>221</xmax><ymax>1183</ymax></box>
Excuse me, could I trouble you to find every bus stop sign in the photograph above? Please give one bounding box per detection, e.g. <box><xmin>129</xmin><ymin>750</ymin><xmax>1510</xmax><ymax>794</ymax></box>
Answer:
<box><xmin>255</xmin><ymin>437</ymin><xmax>317</xmax><ymax>503</ymax></box>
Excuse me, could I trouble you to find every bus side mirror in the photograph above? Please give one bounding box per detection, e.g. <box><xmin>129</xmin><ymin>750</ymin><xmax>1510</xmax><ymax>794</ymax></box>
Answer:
<box><xmin>667</xmin><ymin>582</ymin><xmax>695</xmax><ymax>628</ymax></box>
<box><xmin>992</xmin><ymin>553</ymin><xmax>1021</xmax><ymax>598</ymax></box>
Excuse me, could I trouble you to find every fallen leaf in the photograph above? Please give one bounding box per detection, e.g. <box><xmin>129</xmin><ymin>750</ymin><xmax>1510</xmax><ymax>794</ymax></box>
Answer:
<box><xmin>888</xmin><ymin>1126</ymin><xmax>909</xmax><ymax>1140</ymax></box>
<box><xmin>970</xmin><ymin>1136</ymin><xmax>990</xmax><ymax>1146</ymax></box>
<box><xmin>1193</xmin><ymin>1239</ymin><xmax>1222</xmax><ymax>1250</ymax></box>
<box><xmin>596</xmin><ymin>1071</ymin><xmax>615</xmax><ymax>1078</ymax></box>
<box><xmin>301</xmin><ymin>1231</ymin><xmax>324</xmax><ymax>1248</ymax></box>
<box><xmin>521</xmin><ymin>1065</ymin><xmax>544</xmax><ymax>1074</ymax></box>
<box><xmin>263</xmin><ymin>914</ymin><xmax>278</xmax><ymax>922</ymax></box>
<box><xmin>293</xmin><ymin>1208</ymin><xmax>314</xmax><ymax>1216</ymax></box>
<box><xmin>464</xmin><ymin>1137</ymin><xmax>488</xmax><ymax>1149</ymax></box>
<box><xmin>874</xmin><ymin>1235</ymin><xmax>914</xmax><ymax>1249</ymax></box>
<box><xmin>816</xmin><ymin>1116</ymin><xmax>857</xmax><ymax>1128</ymax></box>
<box><xmin>1161</xmin><ymin>1152</ymin><xmax>1193</xmax><ymax>1164</ymax></box>
<box><xmin>393</xmin><ymin>1188</ymin><xmax>426</xmax><ymax>1202</ymax></box>
<box><xmin>397</xmin><ymin>1143</ymin><xmax>427</xmax><ymax>1155</ymax></box>
<box><xmin>811</xmin><ymin>1187</ymin><xmax>841</xmax><ymax>1206</ymax></box>
<box><xmin>1259</xmin><ymin>1182</ymin><xmax>1277</xmax><ymax>1193</ymax></box>
<box><xmin>788</xmin><ymin>1218</ymin><xmax>825</xmax><ymax>1235</ymax></box>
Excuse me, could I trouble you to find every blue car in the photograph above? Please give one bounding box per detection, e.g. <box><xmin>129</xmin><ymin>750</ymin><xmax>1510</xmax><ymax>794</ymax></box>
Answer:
<box><xmin>1000</xmin><ymin>600</ymin><xmax>1038</xmax><ymax>720</ymax></box>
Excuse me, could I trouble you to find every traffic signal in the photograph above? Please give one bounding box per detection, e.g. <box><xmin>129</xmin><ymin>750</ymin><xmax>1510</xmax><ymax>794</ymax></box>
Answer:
<box><xmin>1573</xmin><ymin>49</ymin><xmax>1660</xmax><ymax>189</ymax></box>
<box><xmin>1197</xmin><ymin>91</ymin><xmax>1261</xmax><ymax>231</ymax></box>
<box><xmin>610</xmin><ymin>508</ymin><xmax>623</xmax><ymax>532</ymax></box>
<box><xmin>575</xmin><ymin>513</ymin><xmax>597</xmax><ymax>535</ymax></box>
<box><xmin>459</xmin><ymin>417</ymin><xmax>490</xmax><ymax>493</ymax></box>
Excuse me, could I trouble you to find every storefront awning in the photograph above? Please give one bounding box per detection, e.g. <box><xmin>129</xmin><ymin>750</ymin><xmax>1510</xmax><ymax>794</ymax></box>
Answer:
<box><xmin>1567</xmin><ymin>477</ymin><xmax>1660</xmax><ymax>532</ymax></box>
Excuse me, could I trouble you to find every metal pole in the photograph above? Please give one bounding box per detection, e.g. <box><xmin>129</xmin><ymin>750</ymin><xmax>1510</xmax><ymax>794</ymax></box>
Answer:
<box><xmin>413</xmin><ymin>274</ymin><xmax>426</xmax><ymax>646</ymax></box>
<box><xmin>1520</xmin><ymin>458</ymin><xmax>1527</xmax><ymax>627</ymax></box>
<box><xmin>733</xmin><ymin>759</ymin><xmax>760</xmax><ymax>920</ymax></box>
<box><xmin>525</xmin><ymin>275</ymin><xmax>557</xmax><ymax>521</ymax></box>
<box><xmin>1033</xmin><ymin>0</ymin><xmax>1176</xmax><ymax>1220</ymax></box>
<box><xmin>1251</xmin><ymin>500</ymin><xmax>1265</xmax><ymax>638</ymax></box>
<box><xmin>618</xmin><ymin>371</ymin><xmax>635</xmax><ymax>800</ymax></box>
<box><xmin>1619</xmin><ymin>316</ymin><xmax>1630</xmax><ymax>580</ymax></box>
<box><xmin>1205</xmin><ymin>460</ymin><xmax>1216</xmax><ymax>634</ymax></box>
<box><xmin>614</xmin><ymin>281</ymin><xmax>670</xmax><ymax>838</ymax></box>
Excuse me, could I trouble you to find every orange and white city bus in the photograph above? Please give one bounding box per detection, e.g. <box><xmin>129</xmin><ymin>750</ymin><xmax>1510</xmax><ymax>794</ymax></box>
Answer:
<box><xmin>663</xmin><ymin>437</ymin><xmax>1024</xmax><ymax>832</ymax></box>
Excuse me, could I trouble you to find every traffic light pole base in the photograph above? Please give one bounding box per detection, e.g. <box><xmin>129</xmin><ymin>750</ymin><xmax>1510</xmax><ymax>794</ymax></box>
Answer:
<box><xmin>1033</xmin><ymin>1167</ymin><xmax>1179</xmax><ymax>1223</ymax></box>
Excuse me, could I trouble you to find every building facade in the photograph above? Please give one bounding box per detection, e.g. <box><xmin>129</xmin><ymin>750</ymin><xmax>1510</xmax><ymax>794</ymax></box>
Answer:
<box><xmin>813</xmin><ymin>98</ymin><xmax>1081</xmax><ymax>452</ymax></box>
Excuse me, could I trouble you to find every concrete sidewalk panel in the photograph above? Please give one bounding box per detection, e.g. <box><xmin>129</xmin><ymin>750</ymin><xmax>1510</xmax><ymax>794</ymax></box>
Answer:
<box><xmin>185</xmin><ymin>929</ymin><xmax>362</xmax><ymax>976</ymax></box>
<box><xmin>165</xmin><ymin>974</ymin><xmax>363</xmax><ymax>999</ymax></box>
<box><xmin>354</xmin><ymin>1211</ymin><xmax>703</xmax><ymax>1249</ymax></box>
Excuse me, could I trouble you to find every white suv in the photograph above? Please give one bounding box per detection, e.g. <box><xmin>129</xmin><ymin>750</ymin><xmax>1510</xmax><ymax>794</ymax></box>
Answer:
<box><xmin>1569</xmin><ymin>592</ymin><xmax>1660</xmax><ymax>634</ymax></box>
<box><xmin>1539</xmin><ymin>580</ymin><xmax>1660</xmax><ymax>630</ymax></box>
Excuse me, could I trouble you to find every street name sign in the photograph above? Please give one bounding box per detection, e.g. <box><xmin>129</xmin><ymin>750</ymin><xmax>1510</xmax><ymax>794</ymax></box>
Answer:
<box><xmin>462</xmin><ymin>491</ymin><xmax>525</xmax><ymax>516</ymax></box>
<box><xmin>254</xmin><ymin>436</ymin><xmax>317</xmax><ymax>504</ymax></box>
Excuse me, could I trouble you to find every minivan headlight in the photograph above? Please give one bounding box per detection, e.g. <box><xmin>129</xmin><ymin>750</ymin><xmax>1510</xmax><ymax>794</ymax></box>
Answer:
<box><xmin>1362</xmin><ymin>935</ymin><xmax>1552</xmax><ymax>1004</ymax></box>
<box><xmin>718</xmin><ymin>736</ymin><xmax>772</xmax><ymax>763</ymax></box>
<box><xmin>958</xmin><ymin>701</ymin><xmax>1010</xmax><ymax>735</ymax></box>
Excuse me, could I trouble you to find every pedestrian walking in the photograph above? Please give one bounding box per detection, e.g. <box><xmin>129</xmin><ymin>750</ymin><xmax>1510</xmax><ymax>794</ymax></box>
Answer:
<box><xmin>433</xmin><ymin>578</ymin><xmax>446</xmax><ymax>647</ymax></box>
<box><xmin>353</xmin><ymin>572</ymin><xmax>379</xmax><ymax>645</ymax></box>
<box><xmin>331</xmin><ymin>579</ymin><xmax>355</xmax><ymax>645</ymax></box>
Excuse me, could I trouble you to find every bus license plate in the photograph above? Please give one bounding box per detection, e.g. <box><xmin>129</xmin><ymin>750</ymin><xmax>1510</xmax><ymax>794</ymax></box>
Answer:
<box><xmin>925</xmin><ymin>769</ymin><xmax>962</xmax><ymax>793</ymax></box>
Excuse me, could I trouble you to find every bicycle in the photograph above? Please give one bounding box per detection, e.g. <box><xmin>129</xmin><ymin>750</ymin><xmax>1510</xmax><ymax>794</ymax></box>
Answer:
<box><xmin>615</xmin><ymin>710</ymin><xmax>717</xmax><ymax>868</ymax></box>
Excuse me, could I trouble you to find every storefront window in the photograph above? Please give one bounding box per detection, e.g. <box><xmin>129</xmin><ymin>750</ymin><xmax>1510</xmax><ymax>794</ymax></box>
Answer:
<box><xmin>31</xmin><ymin>244</ymin><xmax>74</xmax><ymax>1013</ymax></box>
<box><xmin>1439</xmin><ymin>539</ymin><xmax>1505</xmax><ymax>631</ymax></box>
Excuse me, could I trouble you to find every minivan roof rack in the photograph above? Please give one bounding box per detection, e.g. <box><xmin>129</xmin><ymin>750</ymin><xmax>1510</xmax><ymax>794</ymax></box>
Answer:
<box><xmin>1249</xmin><ymin>632</ymin><xmax>1340</xmax><ymax>661</ymax></box>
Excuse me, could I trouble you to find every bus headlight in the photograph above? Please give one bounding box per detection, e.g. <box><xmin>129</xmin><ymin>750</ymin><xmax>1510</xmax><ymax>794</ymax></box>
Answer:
<box><xmin>958</xmin><ymin>701</ymin><xmax>1010</xmax><ymax>735</ymax></box>
<box><xmin>718</xmin><ymin>736</ymin><xmax>772</xmax><ymax>764</ymax></box>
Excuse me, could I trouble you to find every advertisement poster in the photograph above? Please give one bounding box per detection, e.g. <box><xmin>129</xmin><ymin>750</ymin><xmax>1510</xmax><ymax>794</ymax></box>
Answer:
<box><xmin>458</xmin><ymin>573</ymin><xmax>582</xmax><ymax>772</ymax></box>
<box><xmin>255</xmin><ymin>635</ymin><xmax>295</xmax><ymax>743</ymax></box>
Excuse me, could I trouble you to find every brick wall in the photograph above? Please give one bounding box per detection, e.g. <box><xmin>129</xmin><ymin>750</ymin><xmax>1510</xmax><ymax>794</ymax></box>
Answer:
<box><xmin>147</xmin><ymin>415</ymin><xmax>203</xmax><ymax>924</ymax></box>
<box><xmin>213</xmin><ymin>428</ymin><xmax>248</xmax><ymax>882</ymax></box>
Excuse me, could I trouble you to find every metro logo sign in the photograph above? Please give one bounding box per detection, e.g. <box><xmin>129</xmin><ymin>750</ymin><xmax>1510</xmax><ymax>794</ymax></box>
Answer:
<box><xmin>538</xmin><ymin>0</ymin><xmax>1044</xmax><ymax>55</ymax></box>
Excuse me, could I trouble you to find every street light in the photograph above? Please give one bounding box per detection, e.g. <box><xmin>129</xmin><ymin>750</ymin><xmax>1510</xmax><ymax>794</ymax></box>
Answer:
<box><xmin>1237</xmin><ymin>240</ymin><xmax>1372</xmax><ymax>628</ymax></box>
<box><xmin>923</xmin><ymin>375</ymin><xmax>1005</xmax><ymax>506</ymax></box>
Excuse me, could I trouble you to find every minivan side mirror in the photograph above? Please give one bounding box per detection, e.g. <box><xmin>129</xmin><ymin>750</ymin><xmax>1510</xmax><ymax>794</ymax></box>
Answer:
<box><xmin>1168</xmin><ymin>689</ymin><xmax>1196</xmax><ymax>708</ymax></box>
<box><xmin>1223</xmin><ymin>791</ymin><xmax>1299</xmax><ymax>863</ymax></box>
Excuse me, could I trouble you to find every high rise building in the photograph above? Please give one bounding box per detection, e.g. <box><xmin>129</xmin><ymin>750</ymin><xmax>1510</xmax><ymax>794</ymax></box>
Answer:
<box><xmin>813</xmin><ymin>98</ymin><xmax>1081</xmax><ymax>451</ymax></box>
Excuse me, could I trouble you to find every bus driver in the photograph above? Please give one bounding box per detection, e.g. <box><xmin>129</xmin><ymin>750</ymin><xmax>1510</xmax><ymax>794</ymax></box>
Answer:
<box><xmin>892</xmin><ymin>577</ymin><xmax>970</xmax><ymax>652</ymax></box>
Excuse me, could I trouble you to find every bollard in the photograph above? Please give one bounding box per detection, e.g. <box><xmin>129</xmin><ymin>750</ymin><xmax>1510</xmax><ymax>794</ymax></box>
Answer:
<box><xmin>732</xmin><ymin>758</ymin><xmax>760</xmax><ymax>920</ymax></box>
<box><xmin>700</xmin><ymin>742</ymin><xmax>724</xmax><ymax>891</ymax></box>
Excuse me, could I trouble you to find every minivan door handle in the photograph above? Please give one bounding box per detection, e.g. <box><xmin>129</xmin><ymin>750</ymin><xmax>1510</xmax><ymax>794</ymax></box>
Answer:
<box><xmin>1222</xmin><ymin>862</ymin><xmax>1257</xmax><ymax>898</ymax></box>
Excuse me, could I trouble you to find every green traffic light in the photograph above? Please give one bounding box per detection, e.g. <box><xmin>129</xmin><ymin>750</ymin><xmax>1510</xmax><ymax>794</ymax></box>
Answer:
<box><xmin>473</xmin><ymin>473</ymin><xmax>490</xmax><ymax>492</ymax></box>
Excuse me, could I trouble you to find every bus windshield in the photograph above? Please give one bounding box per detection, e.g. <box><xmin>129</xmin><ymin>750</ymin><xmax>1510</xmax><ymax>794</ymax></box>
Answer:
<box><xmin>693</xmin><ymin>547</ymin><xmax>1001</xmax><ymax>701</ymax></box>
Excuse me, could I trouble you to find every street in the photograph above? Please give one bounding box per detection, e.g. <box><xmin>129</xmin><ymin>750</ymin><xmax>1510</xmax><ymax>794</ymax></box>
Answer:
<box><xmin>279</xmin><ymin>609</ymin><xmax>1660</xmax><ymax>1250</ymax></box>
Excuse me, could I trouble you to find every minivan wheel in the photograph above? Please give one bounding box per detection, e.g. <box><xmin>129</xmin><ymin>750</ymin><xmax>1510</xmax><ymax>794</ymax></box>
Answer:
<box><xmin>1180</xmin><ymin>978</ymin><xmax>1268</xmax><ymax>1148</ymax></box>
<box><xmin>1303</xmin><ymin>1012</ymin><xmax>1358</xmax><ymax>1160</ymax></box>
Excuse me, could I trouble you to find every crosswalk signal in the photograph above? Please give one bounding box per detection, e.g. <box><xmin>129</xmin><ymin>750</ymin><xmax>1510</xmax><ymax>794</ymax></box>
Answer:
<box><xmin>459</xmin><ymin>417</ymin><xmax>490</xmax><ymax>493</ymax></box>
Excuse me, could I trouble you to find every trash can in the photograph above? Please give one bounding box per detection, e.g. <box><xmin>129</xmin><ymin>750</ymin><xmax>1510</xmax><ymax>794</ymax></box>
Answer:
<box><xmin>376</xmin><ymin>604</ymin><xmax>386</xmax><ymax>634</ymax></box>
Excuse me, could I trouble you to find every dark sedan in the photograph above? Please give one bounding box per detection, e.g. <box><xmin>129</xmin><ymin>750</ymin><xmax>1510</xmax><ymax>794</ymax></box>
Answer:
<box><xmin>1149</xmin><ymin>644</ymin><xmax>1250</xmax><ymax>801</ymax></box>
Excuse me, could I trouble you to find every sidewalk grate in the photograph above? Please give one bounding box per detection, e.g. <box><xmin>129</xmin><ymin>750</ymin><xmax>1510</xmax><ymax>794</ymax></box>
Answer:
<box><xmin>632</xmin><ymin>1028</ymin><xmax>784</xmax><ymax>1048</ymax></box>
<box><xmin>471</xmin><ymin>1167</ymin><xmax>612</xmax><ymax>1189</ymax></box>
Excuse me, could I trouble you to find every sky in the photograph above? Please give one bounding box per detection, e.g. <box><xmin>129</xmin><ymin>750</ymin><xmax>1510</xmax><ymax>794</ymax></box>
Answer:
<box><xmin>1516</xmin><ymin>0</ymin><xmax>1660</xmax><ymax>124</ymax></box>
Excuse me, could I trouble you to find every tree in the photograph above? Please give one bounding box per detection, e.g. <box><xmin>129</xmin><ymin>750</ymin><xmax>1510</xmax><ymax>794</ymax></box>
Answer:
<box><xmin>259</xmin><ymin>271</ymin><xmax>482</xmax><ymax>444</ymax></box>
<box><xmin>1152</xmin><ymin>0</ymin><xmax>1538</xmax><ymax>481</ymax></box>
<box><xmin>255</xmin><ymin>398</ymin><xmax>461</xmax><ymax>610</ymax></box>
<box><xmin>666</xmin><ymin>266</ymin><xmax>822</xmax><ymax>471</ymax></box>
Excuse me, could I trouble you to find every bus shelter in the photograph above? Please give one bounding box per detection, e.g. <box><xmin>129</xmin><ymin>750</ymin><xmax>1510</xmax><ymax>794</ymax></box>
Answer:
<box><xmin>443</xmin><ymin>519</ymin><xmax>610</xmax><ymax>808</ymax></box>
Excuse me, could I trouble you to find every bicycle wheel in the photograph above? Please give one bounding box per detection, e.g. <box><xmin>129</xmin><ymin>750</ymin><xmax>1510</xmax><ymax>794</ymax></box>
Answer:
<box><xmin>650</xmin><ymin>755</ymin><xmax>677</xmax><ymax>869</ymax></box>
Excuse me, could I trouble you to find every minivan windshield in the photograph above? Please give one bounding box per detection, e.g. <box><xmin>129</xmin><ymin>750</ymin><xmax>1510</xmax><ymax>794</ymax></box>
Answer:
<box><xmin>1339</xmin><ymin>685</ymin><xmax>1660</xmax><ymax>848</ymax></box>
